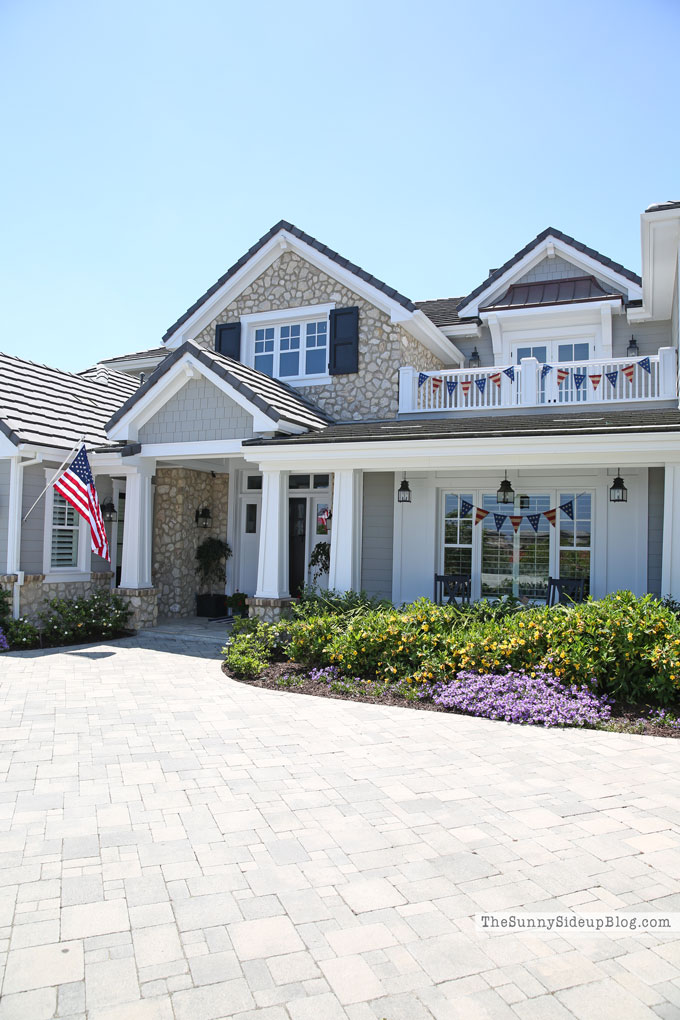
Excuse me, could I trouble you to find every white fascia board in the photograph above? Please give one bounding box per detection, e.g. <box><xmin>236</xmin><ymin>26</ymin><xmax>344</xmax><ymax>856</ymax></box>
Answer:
<box><xmin>403</xmin><ymin>310</ymin><xmax>464</xmax><ymax>365</ymax></box>
<box><xmin>442</xmin><ymin>322</ymin><xmax>482</xmax><ymax>339</ymax></box>
<box><xmin>100</xmin><ymin>355</ymin><xmax>165</xmax><ymax>373</ymax></box>
<box><xmin>479</xmin><ymin>297</ymin><xmax>622</xmax><ymax>328</ymax></box>
<box><xmin>241</xmin><ymin>430</ymin><xmax>680</xmax><ymax>472</ymax></box>
<box><xmin>639</xmin><ymin>208</ymin><xmax>680</xmax><ymax>321</ymax></box>
<box><xmin>137</xmin><ymin>440</ymin><xmax>245</xmax><ymax>458</ymax></box>
<box><xmin>0</xmin><ymin>432</ymin><xmax>18</xmax><ymax>457</ymax></box>
<box><xmin>458</xmin><ymin>236</ymin><xmax>643</xmax><ymax>317</ymax></box>
<box><xmin>107</xmin><ymin>352</ymin><xmax>280</xmax><ymax>441</ymax></box>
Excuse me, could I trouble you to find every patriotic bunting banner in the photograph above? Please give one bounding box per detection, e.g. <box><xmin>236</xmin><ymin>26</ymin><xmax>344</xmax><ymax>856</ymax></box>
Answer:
<box><xmin>589</xmin><ymin>373</ymin><xmax>602</xmax><ymax>390</ymax></box>
<box><xmin>622</xmin><ymin>364</ymin><xmax>635</xmax><ymax>382</ymax></box>
<box><xmin>503</xmin><ymin>366</ymin><xmax>515</xmax><ymax>382</ymax></box>
<box><xmin>544</xmin><ymin>508</ymin><xmax>558</xmax><ymax>527</ymax></box>
<box><xmin>639</xmin><ymin>357</ymin><xmax>651</xmax><ymax>374</ymax></box>
<box><xmin>446</xmin><ymin>378</ymin><xmax>458</xmax><ymax>395</ymax></box>
<box><xmin>418</xmin><ymin>372</ymin><xmax>428</xmax><ymax>388</ymax></box>
<box><xmin>526</xmin><ymin>514</ymin><xmax>541</xmax><ymax>533</ymax></box>
<box><xmin>431</xmin><ymin>376</ymin><xmax>442</xmax><ymax>391</ymax></box>
<box><xmin>573</xmin><ymin>372</ymin><xmax>586</xmax><ymax>390</ymax></box>
<box><xmin>605</xmin><ymin>370</ymin><xmax>618</xmax><ymax>388</ymax></box>
<box><xmin>560</xmin><ymin>500</ymin><xmax>574</xmax><ymax>520</ymax></box>
<box><xmin>494</xmin><ymin>513</ymin><xmax>506</xmax><ymax>532</ymax></box>
<box><xmin>541</xmin><ymin>364</ymin><xmax>553</xmax><ymax>380</ymax></box>
<box><xmin>474</xmin><ymin>507</ymin><xmax>489</xmax><ymax>525</ymax></box>
<box><xmin>490</xmin><ymin>372</ymin><xmax>501</xmax><ymax>388</ymax></box>
<box><xmin>509</xmin><ymin>516</ymin><xmax>523</xmax><ymax>533</ymax></box>
<box><xmin>475</xmin><ymin>377</ymin><xmax>487</xmax><ymax>395</ymax></box>
<box><xmin>462</xmin><ymin>494</ymin><xmax>584</xmax><ymax>533</ymax></box>
<box><xmin>556</xmin><ymin>368</ymin><xmax>569</xmax><ymax>384</ymax></box>
<box><xmin>461</xmin><ymin>380</ymin><xmax>472</xmax><ymax>396</ymax></box>
<box><xmin>460</xmin><ymin>499</ymin><xmax>473</xmax><ymax>518</ymax></box>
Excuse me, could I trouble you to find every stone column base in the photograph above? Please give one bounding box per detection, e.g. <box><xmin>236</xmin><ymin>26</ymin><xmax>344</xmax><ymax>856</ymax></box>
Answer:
<box><xmin>115</xmin><ymin>588</ymin><xmax>158</xmax><ymax>631</ymax></box>
<box><xmin>246</xmin><ymin>596</ymin><xmax>295</xmax><ymax>623</ymax></box>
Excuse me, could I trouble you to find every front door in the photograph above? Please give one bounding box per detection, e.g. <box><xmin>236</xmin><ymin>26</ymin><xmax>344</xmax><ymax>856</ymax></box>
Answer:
<box><xmin>238</xmin><ymin>497</ymin><xmax>260</xmax><ymax>596</ymax></box>
<box><xmin>288</xmin><ymin>498</ymin><xmax>307</xmax><ymax>597</ymax></box>
<box><xmin>480</xmin><ymin>493</ymin><xmax>551</xmax><ymax>601</ymax></box>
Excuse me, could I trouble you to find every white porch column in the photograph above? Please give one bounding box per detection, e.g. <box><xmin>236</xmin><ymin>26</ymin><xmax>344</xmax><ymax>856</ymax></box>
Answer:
<box><xmin>520</xmin><ymin>357</ymin><xmax>539</xmax><ymax>406</ymax></box>
<box><xmin>119</xmin><ymin>462</ymin><xmax>154</xmax><ymax>589</ymax></box>
<box><xmin>255</xmin><ymin>470</ymin><xmax>289</xmax><ymax>599</ymax></box>
<box><xmin>328</xmin><ymin>469</ymin><xmax>362</xmax><ymax>592</ymax></box>
<box><xmin>6</xmin><ymin>457</ymin><xmax>22</xmax><ymax>576</ymax></box>
<box><xmin>658</xmin><ymin>347</ymin><xmax>678</xmax><ymax>400</ymax></box>
<box><xmin>662</xmin><ymin>465</ymin><xmax>680</xmax><ymax>599</ymax></box>
<box><xmin>398</xmin><ymin>367</ymin><xmax>417</xmax><ymax>413</ymax></box>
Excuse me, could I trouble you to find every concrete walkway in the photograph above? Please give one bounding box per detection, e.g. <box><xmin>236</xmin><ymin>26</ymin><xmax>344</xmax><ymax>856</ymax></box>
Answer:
<box><xmin>1</xmin><ymin>634</ymin><xmax>679</xmax><ymax>1020</ymax></box>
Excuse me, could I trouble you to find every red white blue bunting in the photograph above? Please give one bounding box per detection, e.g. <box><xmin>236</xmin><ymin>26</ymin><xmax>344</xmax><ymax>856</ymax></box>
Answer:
<box><xmin>459</xmin><ymin>498</ymin><xmax>579</xmax><ymax>532</ymax></box>
<box><xmin>419</xmin><ymin>359</ymin><xmax>653</xmax><ymax>395</ymax></box>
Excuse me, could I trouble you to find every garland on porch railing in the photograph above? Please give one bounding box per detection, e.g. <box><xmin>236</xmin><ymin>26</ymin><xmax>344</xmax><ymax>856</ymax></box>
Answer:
<box><xmin>417</xmin><ymin>357</ymin><xmax>652</xmax><ymax>395</ymax></box>
<box><xmin>457</xmin><ymin>493</ymin><xmax>587</xmax><ymax>533</ymax></box>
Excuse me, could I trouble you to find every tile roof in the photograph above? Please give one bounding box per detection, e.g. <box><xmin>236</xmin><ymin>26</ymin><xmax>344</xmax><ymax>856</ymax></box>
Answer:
<box><xmin>162</xmin><ymin>221</ymin><xmax>417</xmax><ymax>343</ymax></box>
<box><xmin>645</xmin><ymin>200</ymin><xmax>680</xmax><ymax>212</ymax></box>
<box><xmin>0</xmin><ymin>353</ymin><xmax>138</xmax><ymax>450</ymax></box>
<box><xmin>244</xmin><ymin>406</ymin><xmax>680</xmax><ymax>447</ymax></box>
<box><xmin>457</xmin><ymin>227</ymin><xmax>642</xmax><ymax>314</ymax></box>
<box><xmin>414</xmin><ymin>297</ymin><xmax>467</xmax><ymax>327</ymax></box>
<box><xmin>480</xmin><ymin>275</ymin><xmax>622</xmax><ymax>311</ymax></box>
<box><xmin>98</xmin><ymin>347</ymin><xmax>167</xmax><ymax>366</ymax></box>
<box><xmin>106</xmin><ymin>341</ymin><xmax>332</xmax><ymax>435</ymax></box>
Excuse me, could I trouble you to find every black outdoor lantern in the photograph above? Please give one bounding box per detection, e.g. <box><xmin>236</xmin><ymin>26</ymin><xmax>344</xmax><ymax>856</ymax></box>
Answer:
<box><xmin>397</xmin><ymin>479</ymin><xmax>412</xmax><ymax>504</ymax></box>
<box><xmin>467</xmin><ymin>347</ymin><xmax>481</xmax><ymax>369</ymax></box>
<box><xmin>626</xmin><ymin>335</ymin><xmax>640</xmax><ymax>358</ymax></box>
<box><xmin>497</xmin><ymin>472</ymin><xmax>515</xmax><ymax>505</ymax></box>
<box><xmin>195</xmin><ymin>506</ymin><xmax>212</xmax><ymax>528</ymax></box>
<box><xmin>609</xmin><ymin>470</ymin><xmax>628</xmax><ymax>503</ymax></box>
<box><xmin>101</xmin><ymin>498</ymin><xmax>117</xmax><ymax>523</ymax></box>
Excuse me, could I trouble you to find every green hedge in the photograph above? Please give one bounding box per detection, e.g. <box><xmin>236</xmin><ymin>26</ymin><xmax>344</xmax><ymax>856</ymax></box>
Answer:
<box><xmin>0</xmin><ymin>590</ymin><xmax>131</xmax><ymax>651</ymax></box>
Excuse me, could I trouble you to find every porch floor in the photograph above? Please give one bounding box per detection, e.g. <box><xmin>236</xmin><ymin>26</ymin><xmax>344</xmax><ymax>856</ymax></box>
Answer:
<box><xmin>139</xmin><ymin>613</ymin><xmax>234</xmax><ymax>649</ymax></box>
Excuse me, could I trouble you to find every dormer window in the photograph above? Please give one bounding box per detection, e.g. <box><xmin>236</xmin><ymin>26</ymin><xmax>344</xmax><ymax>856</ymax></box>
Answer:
<box><xmin>243</xmin><ymin>303</ymin><xmax>335</xmax><ymax>384</ymax></box>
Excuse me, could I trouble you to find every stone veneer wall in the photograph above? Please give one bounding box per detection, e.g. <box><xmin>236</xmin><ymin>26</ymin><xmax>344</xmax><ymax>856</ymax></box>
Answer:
<box><xmin>0</xmin><ymin>572</ymin><xmax>114</xmax><ymax>624</ymax></box>
<box><xmin>153</xmin><ymin>467</ymin><xmax>230</xmax><ymax>617</ymax></box>
<box><xmin>194</xmin><ymin>251</ymin><xmax>443</xmax><ymax>421</ymax></box>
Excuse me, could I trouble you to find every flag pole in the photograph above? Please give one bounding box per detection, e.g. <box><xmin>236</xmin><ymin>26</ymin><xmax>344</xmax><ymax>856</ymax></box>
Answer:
<box><xmin>21</xmin><ymin>435</ymin><xmax>88</xmax><ymax>523</ymax></box>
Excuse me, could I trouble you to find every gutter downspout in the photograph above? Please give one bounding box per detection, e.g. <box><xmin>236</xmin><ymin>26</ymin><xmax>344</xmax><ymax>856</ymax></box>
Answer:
<box><xmin>7</xmin><ymin>454</ymin><xmax>42</xmax><ymax>619</ymax></box>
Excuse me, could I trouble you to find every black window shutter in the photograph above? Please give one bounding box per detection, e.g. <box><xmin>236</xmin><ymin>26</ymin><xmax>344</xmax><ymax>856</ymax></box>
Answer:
<box><xmin>329</xmin><ymin>307</ymin><xmax>359</xmax><ymax>375</ymax></box>
<box><xmin>215</xmin><ymin>322</ymin><xmax>241</xmax><ymax>360</ymax></box>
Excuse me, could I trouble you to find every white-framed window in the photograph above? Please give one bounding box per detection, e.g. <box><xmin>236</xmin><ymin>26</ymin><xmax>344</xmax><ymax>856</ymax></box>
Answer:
<box><xmin>243</xmin><ymin>303</ymin><xmax>334</xmax><ymax>384</ymax></box>
<box><xmin>42</xmin><ymin>470</ymin><xmax>91</xmax><ymax>580</ymax></box>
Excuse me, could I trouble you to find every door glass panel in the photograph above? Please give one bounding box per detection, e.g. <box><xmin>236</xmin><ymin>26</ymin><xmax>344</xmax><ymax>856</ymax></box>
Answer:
<box><xmin>481</xmin><ymin>494</ymin><xmax>551</xmax><ymax>600</ymax></box>
<box><xmin>516</xmin><ymin>346</ymin><xmax>547</xmax><ymax>364</ymax></box>
<box><xmin>245</xmin><ymin>504</ymin><xmax>257</xmax><ymax>534</ymax></box>
<box><xmin>316</xmin><ymin>503</ymin><xmax>331</xmax><ymax>535</ymax></box>
<box><xmin>559</xmin><ymin>492</ymin><xmax>591</xmax><ymax>594</ymax></box>
<box><xmin>443</xmin><ymin>494</ymin><xmax>473</xmax><ymax>576</ymax></box>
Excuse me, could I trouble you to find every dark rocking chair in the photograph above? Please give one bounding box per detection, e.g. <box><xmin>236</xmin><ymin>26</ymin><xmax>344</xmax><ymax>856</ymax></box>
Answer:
<box><xmin>434</xmin><ymin>573</ymin><xmax>472</xmax><ymax>606</ymax></box>
<box><xmin>546</xmin><ymin>576</ymin><xmax>586</xmax><ymax>606</ymax></box>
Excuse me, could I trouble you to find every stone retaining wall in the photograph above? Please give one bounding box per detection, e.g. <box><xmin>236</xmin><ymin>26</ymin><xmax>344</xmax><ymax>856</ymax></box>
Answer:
<box><xmin>0</xmin><ymin>572</ymin><xmax>114</xmax><ymax>623</ymax></box>
<box><xmin>246</xmin><ymin>596</ymin><xmax>295</xmax><ymax>623</ymax></box>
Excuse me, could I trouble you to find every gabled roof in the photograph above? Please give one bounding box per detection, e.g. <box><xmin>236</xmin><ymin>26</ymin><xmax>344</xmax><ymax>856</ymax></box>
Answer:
<box><xmin>0</xmin><ymin>353</ymin><xmax>138</xmax><ymax>450</ymax></box>
<box><xmin>457</xmin><ymin>227</ymin><xmax>642</xmax><ymax>316</ymax></box>
<box><xmin>414</xmin><ymin>297</ymin><xmax>465</xmax><ymax>327</ymax></box>
<box><xmin>480</xmin><ymin>275</ymin><xmax>622</xmax><ymax>312</ymax></box>
<box><xmin>98</xmin><ymin>347</ymin><xmax>167</xmax><ymax>369</ymax></box>
<box><xmin>106</xmin><ymin>340</ymin><xmax>332</xmax><ymax>435</ymax></box>
<box><xmin>162</xmin><ymin>220</ymin><xmax>417</xmax><ymax>344</ymax></box>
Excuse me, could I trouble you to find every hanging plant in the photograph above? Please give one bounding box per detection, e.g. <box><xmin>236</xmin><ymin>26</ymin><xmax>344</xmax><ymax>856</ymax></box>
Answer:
<box><xmin>309</xmin><ymin>541</ymin><xmax>331</xmax><ymax>582</ymax></box>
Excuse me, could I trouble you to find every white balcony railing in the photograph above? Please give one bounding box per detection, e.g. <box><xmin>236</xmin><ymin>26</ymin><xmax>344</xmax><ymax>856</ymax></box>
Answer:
<box><xmin>399</xmin><ymin>348</ymin><xmax>678</xmax><ymax>415</ymax></box>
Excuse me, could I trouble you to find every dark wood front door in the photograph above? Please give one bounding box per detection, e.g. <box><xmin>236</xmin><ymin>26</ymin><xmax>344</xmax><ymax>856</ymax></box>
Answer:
<box><xmin>288</xmin><ymin>498</ymin><xmax>306</xmax><ymax>597</ymax></box>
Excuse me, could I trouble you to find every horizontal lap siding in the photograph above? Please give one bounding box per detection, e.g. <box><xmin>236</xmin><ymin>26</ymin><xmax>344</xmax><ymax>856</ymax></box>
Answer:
<box><xmin>0</xmin><ymin>460</ymin><xmax>9</xmax><ymax>573</ymax></box>
<box><xmin>20</xmin><ymin>464</ymin><xmax>46</xmax><ymax>574</ymax></box>
<box><xmin>360</xmin><ymin>472</ymin><xmax>394</xmax><ymax>600</ymax></box>
<box><xmin>648</xmin><ymin>467</ymin><xmax>664</xmax><ymax>595</ymax></box>
<box><xmin>612</xmin><ymin>317</ymin><xmax>672</xmax><ymax>358</ymax></box>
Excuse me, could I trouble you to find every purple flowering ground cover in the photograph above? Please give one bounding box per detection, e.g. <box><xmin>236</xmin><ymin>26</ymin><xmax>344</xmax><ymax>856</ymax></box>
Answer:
<box><xmin>422</xmin><ymin>669</ymin><xmax>613</xmax><ymax>727</ymax></box>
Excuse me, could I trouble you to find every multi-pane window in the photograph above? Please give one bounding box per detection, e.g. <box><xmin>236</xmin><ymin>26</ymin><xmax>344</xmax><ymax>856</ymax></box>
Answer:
<box><xmin>559</xmin><ymin>492</ymin><xmax>591</xmax><ymax>593</ymax></box>
<box><xmin>443</xmin><ymin>494</ymin><xmax>473</xmax><ymax>576</ymax></box>
<box><xmin>51</xmin><ymin>493</ymin><xmax>80</xmax><ymax>568</ymax></box>
<box><xmin>254</xmin><ymin>320</ymin><xmax>328</xmax><ymax>379</ymax></box>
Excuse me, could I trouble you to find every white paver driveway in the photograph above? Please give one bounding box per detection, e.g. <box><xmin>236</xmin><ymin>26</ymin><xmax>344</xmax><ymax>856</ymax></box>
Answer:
<box><xmin>1</xmin><ymin>633</ymin><xmax>680</xmax><ymax>1020</ymax></box>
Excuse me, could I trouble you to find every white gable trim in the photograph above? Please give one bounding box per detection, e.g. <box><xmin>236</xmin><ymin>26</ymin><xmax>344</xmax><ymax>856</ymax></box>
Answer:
<box><xmin>632</xmin><ymin>206</ymin><xmax>680</xmax><ymax>322</ymax></box>
<box><xmin>163</xmin><ymin>229</ymin><xmax>463</xmax><ymax>366</ymax></box>
<box><xmin>107</xmin><ymin>352</ymin><xmax>298</xmax><ymax>442</ymax></box>
<box><xmin>458</xmin><ymin>235</ymin><xmax>643</xmax><ymax>318</ymax></box>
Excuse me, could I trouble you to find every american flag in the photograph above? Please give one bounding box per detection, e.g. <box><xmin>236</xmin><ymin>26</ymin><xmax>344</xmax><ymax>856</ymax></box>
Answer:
<box><xmin>54</xmin><ymin>446</ymin><xmax>110</xmax><ymax>561</ymax></box>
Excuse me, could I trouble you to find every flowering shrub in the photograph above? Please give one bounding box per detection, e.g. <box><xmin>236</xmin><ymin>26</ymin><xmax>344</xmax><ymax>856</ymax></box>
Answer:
<box><xmin>423</xmin><ymin>670</ymin><xmax>612</xmax><ymax>728</ymax></box>
<box><xmin>4</xmin><ymin>617</ymin><xmax>41</xmax><ymax>650</ymax></box>
<box><xmin>38</xmin><ymin>591</ymin><xmax>131</xmax><ymax>646</ymax></box>
<box><xmin>0</xmin><ymin>628</ymin><xmax>8</xmax><ymax>652</ymax></box>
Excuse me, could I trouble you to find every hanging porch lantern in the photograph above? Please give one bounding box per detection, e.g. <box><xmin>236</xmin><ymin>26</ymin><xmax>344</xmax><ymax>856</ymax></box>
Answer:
<box><xmin>609</xmin><ymin>470</ymin><xmax>628</xmax><ymax>503</ymax></box>
<box><xmin>497</xmin><ymin>472</ymin><xmax>515</xmax><ymax>505</ymax></box>
<box><xmin>626</xmin><ymin>336</ymin><xmax>640</xmax><ymax>358</ymax></box>
<box><xmin>195</xmin><ymin>506</ymin><xmax>212</xmax><ymax>528</ymax></box>
<box><xmin>397</xmin><ymin>479</ymin><xmax>412</xmax><ymax>503</ymax></box>
<box><xmin>467</xmin><ymin>347</ymin><xmax>481</xmax><ymax>369</ymax></box>
<box><xmin>101</xmin><ymin>498</ymin><xmax>117</xmax><ymax>522</ymax></box>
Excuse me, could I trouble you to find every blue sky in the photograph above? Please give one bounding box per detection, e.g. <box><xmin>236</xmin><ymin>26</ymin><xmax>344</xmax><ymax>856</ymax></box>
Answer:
<box><xmin>1</xmin><ymin>0</ymin><xmax>678</xmax><ymax>371</ymax></box>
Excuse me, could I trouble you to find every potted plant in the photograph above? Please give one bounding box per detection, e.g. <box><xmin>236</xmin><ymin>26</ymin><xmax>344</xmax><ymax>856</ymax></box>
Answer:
<box><xmin>226</xmin><ymin>591</ymin><xmax>249</xmax><ymax>617</ymax></box>
<box><xmin>195</xmin><ymin>537</ymin><xmax>232</xmax><ymax>617</ymax></box>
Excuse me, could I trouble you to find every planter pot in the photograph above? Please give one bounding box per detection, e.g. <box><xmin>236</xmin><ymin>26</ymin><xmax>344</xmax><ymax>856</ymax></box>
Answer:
<box><xmin>196</xmin><ymin>593</ymin><xmax>228</xmax><ymax>618</ymax></box>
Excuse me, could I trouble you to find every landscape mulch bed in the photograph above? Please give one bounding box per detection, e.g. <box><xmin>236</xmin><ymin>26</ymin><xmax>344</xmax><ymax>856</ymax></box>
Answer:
<box><xmin>222</xmin><ymin>660</ymin><xmax>680</xmax><ymax>737</ymax></box>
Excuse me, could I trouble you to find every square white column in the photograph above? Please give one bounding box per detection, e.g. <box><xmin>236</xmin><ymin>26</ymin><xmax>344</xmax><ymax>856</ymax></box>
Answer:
<box><xmin>119</xmin><ymin>462</ymin><xmax>154</xmax><ymax>589</ymax></box>
<box><xmin>255</xmin><ymin>470</ymin><xmax>289</xmax><ymax>599</ymax></box>
<box><xmin>328</xmin><ymin>469</ymin><xmax>362</xmax><ymax>592</ymax></box>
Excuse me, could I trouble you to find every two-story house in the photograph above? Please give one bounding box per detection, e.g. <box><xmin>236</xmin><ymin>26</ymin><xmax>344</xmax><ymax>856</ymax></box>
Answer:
<box><xmin>2</xmin><ymin>200</ymin><xmax>680</xmax><ymax>627</ymax></box>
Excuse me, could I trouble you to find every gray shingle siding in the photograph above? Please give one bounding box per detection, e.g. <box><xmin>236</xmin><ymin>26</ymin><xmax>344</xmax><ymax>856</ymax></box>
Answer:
<box><xmin>138</xmin><ymin>378</ymin><xmax>254</xmax><ymax>444</ymax></box>
<box><xmin>360</xmin><ymin>472</ymin><xmax>394</xmax><ymax>601</ymax></box>
<box><xmin>20</xmin><ymin>464</ymin><xmax>45</xmax><ymax>574</ymax></box>
<box><xmin>452</xmin><ymin>332</ymin><xmax>494</xmax><ymax>367</ymax></box>
<box><xmin>648</xmin><ymin>467</ymin><xmax>664</xmax><ymax>595</ymax></box>
<box><xmin>0</xmin><ymin>459</ymin><xmax>9</xmax><ymax>574</ymax></box>
<box><xmin>612</xmin><ymin>317</ymin><xmax>672</xmax><ymax>358</ymax></box>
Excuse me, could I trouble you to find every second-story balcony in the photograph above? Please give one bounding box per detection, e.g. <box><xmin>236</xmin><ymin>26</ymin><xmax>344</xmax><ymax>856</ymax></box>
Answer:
<box><xmin>399</xmin><ymin>348</ymin><xmax>678</xmax><ymax>415</ymax></box>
